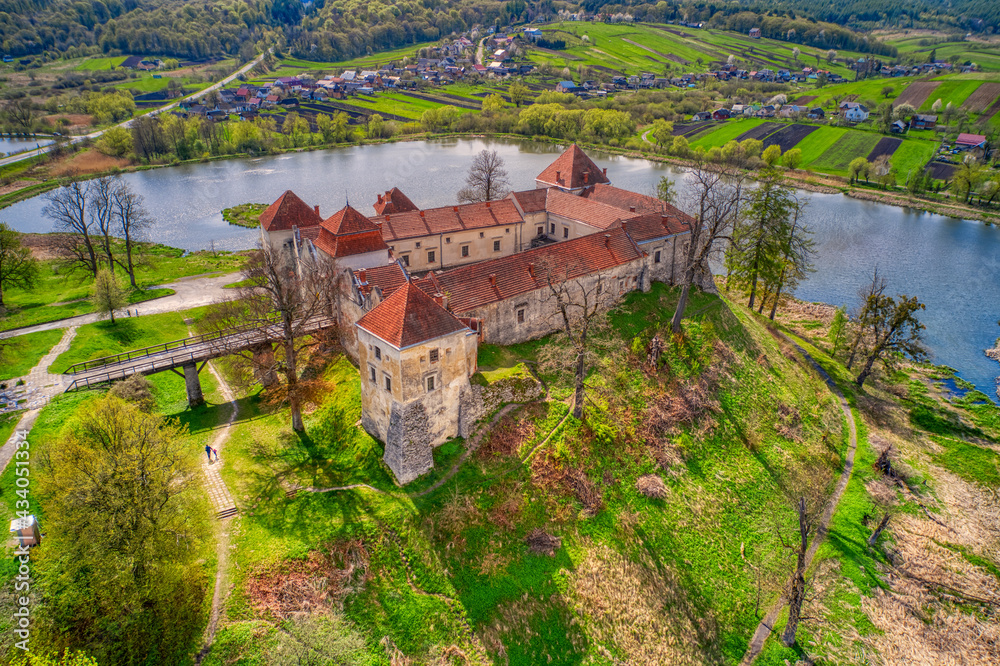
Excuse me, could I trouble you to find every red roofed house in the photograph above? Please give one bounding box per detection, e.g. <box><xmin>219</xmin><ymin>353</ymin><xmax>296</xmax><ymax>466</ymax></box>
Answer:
<box><xmin>372</xmin><ymin>187</ymin><xmax>419</xmax><ymax>215</ymax></box>
<box><xmin>315</xmin><ymin>204</ymin><xmax>392</xmax><ymax>269</ymax></box>
<box><xmin>258</xmin><ymin>190</ymin><xmax>323</xmax><ymax>252</ymax></box>
<box><xmin>356</xmin><ymin>281</ymin><xmax>480</xmax><ymax>482</ymax></box>
<box><xmin>955</xmin><ymin>133</ymin><xmax>987</xmax><ymax>150</ymax></box>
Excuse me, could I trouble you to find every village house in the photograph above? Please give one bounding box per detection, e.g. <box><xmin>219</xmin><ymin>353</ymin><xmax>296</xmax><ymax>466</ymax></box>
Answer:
<box><xmin>911</xmin><ymin>114</ymin><xmax>937</xmax><ymax>130</ymax></box>
<box><xmin>749</xmin><ymin>28</ymin><xmax>761</xmax><ymax>38</ymax></box>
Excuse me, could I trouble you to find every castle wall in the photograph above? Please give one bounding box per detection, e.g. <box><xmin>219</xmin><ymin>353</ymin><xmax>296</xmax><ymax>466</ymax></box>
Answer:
<box><xmin>386</xmin><ymin>222</ymin><xmax>523</xmax><ymax>273</ymax></box>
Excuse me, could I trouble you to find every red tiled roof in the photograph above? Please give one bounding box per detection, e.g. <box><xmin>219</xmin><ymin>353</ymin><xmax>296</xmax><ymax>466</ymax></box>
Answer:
<box><xmin>356</xmin><ymin>281</ymin><xmax>469</xmax><ymax>348</ymax></box>
<box><xmin>315</xmin><ymin>229</ymin><xmax>389</xmax><ymax>258</ymax></box>
<box><xmin>373</xmin><ymin>187</ymin><xmax>419</xmax><ymax>215</ymax></box>
<box><xmin>545</xmin><ymin>188</ymin><xmax>638</xmax><ymax>230</ymax></box>
<box><xmin>322</xmin><ymin>204</ymin><xmax>382</xmax><ymax>235</ymax></box>
<box><xmin>416</xmin><ymin>227</ymin><xmax>643</xmax><ymax>313</ymax></box>
<box><xmin>536</xmin><ymin>144</ymin><xmax>610</xmax><ymax>190</ymax></box>
<box><xmin>616</xmin><ymin>213</ymin><xmax>691</xmax><ymax>243</ymax></box>
<box><xmin>354</xmin><ymin>262</ymin><xmax>408</xmax><ymax>297</ymax></box>
<box><xmin>377</xmin><ymin>199</ymin><xmax>523</xmax><ymax>242</ymax></box>
<box><xmin>580</xmin><ymin>184</ymin><xmax>666</xmax><ymax>214</ymax></box>
<box><xmin>509</xmin><ymin>188</ymin><xmax>549</xmax><ymax>213</ymax></box>
<box><xmin>956</xmin><ymin>133</ymin><xmax>986</xmax><ymax>145</ymax></box>
<box><xmin>259</xmin><ymin>190</ymin><xmax>322</xmax><ymax>232</ymax></box>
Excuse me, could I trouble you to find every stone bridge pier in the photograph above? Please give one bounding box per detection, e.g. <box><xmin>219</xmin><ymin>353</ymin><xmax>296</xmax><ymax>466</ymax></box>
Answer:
<box><xmin>251</xmin><ymin>343</ymin><xmax>279</xmax><ymax>387</ymax></box>
<box><xmin>183</xmin><ymin>362</ymin><xmax>204</xmax><ymax>408</ymax></box>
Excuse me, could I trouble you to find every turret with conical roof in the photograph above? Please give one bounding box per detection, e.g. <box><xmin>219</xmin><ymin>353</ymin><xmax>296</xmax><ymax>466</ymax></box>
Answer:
<box><xmin>535</xmin><ymin>144</ymin><xmax>610</xmax><ymax>193</ymax></box>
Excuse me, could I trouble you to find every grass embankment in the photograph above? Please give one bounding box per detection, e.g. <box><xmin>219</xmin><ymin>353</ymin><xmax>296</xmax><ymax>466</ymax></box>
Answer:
<box><xmin>0</xmin><ymin>328</ymin><xmax>66</xmax><ymax>382</ymax></box>
<box><xmin>200</xmin><ymin>283</ymin><xmax>857</xmax><ymax>664</ymax></box>
<box><xmin>222</xmin><ymin>203</ymin><xmax>268</xmax><ymax>228</ymax></box>
<box><xmin>0</xmin><ymin>242</ymin><xmax>244</xmax><ymax>332</ymax></box>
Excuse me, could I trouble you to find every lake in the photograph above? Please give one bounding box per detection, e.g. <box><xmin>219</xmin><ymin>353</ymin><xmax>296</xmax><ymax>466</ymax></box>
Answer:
<box><xmin>3</xmin><ymin>137</ymin><xmax>999</xmax><ymax>399</ymax></box>
<box><xmin>1</xmin><ymin>136</ymin><xmax>54</xmax><ymax>156</ymax></box>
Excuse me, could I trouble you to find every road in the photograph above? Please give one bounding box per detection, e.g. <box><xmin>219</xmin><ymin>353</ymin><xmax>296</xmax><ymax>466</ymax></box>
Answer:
<box><xmin>0</xmin><ymin>271</ymin><xmax>242</xmax><ymax>339</ymax></box>
<box><xmin>0</xmin><ymin>49</ymin><xmax>271</xmax><ymax>169</ymax></box>
<box><xmin>476</xmin><ymin>36</ymin><xmax>486</xmax><ymax>66</ymax></box>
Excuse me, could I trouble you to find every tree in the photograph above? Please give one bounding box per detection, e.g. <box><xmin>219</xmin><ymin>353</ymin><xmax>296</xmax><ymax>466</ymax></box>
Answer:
<box><xmin>43</xmin><ymin>182</ymin><xmax>99</xmax><ymax>278</ymax></box>
<box><xmin>457</xmin><ymin>149</ymin><xmax>511</xmax><ymax>203</ymax></box>
<box><xmin>671</xmin><ymin>134</ymin><xmax>690</xmax><ymax>157</ymax></box>
<box><xmin>827</xmin><ymin>49</ymin><xmax>837</xmax><ymax>63</ymax></box>
<box><xmin>36</xmin><ymin>396</ymin><xmax>207</xmax><ymax>663</ymax></box>
<box><xmin>481</xmin><ymin>93</ymin><xmax>505</xmax><ymax>115</ymax></box>
<box><xmin>649</xmin><ymin>118</ymin><xmax>674</xmax><ymax>149</ymax></box>
<box><xmin>88</xmin><ymin>176</ymin><xmax>118</xmax><ymax>271</ymax></box>
<box><xmin>763</xmin><ymin>199</ymin><xmax>814</xmax><ymax>320</ymax></box>
<box><xmin>783</xmin><ymin>148</ymin><xmax>802</xmax><ymax>170</ymax></box>
<box><xmin>850</xmin><ymin>269</ymin><xmax>928</xmax><ymax>387</ymax></box>
<box><xmin>761</xmin><ymin>144</ymin><xmax>781</xmax><ymax>166</ymax></box>
<box><xmin>671</xmin><ymin>161</ymin><xmax>747</xmax><ymax>333</ymax></box>
<box><xmin>791</xmin><ymin>47</ymin><xmax>801</xmax><ymax>64</ymax></box>
<box><xmin>111</xmin><ymin>179</ymin><xmax>152</xmax><ymax>288</ymax></box>
<box><xmin>881</xmin><ymin>85</ymin><xmax>894</xmax><ymax>99</ymax></box>
<box><xmin>0</xmin><ymin>222</ymin><xmax>38</xmax><ymax>311</ymax></box>
<box><xmin>509</xmin><ymin>80</ymin><xmax>529</xmax><ymax>108</ymax></box>
<box><xmin>4</xmin><ymin>98</ymin><xmax>36</xmax><ymax>133</ymax></box>
<box><xmin>656</xmin><ymin>176</ymin><xmax>677</xmax><ymax>205</ymax></box>
<box><xmin>91</xmin><ymin>268</ymin><xmax>128</xmax><ymax>324</ymax></box>
<box><xmin>848</xmin><ymin>157</ymin><xmax>870</xmax><ymax>185</ymax></box>
<box><xmin>893</xmin><ymin>102</ymin><xmax>916</xmax><ymax>122</ymax></box>
<box><xmin>367</xmin><ymin>113</ymin><xmax>385</xmax><ymax>139</ymax></box>
<box><xmin>207</xmin><ymin>245</ymin><xmax>333</xmax><ymax>431</ymax></box>
<box><xmin>931</xmin><ymin>98</ymin><xmax>943</xmax><ymax>113</ymax></box>
<box><xmin>727</xmin><ymin>171</ymin><xmax>793</xmax><ymax>311</ymax></box>
<box><xmin>96</xmin><ymin>125</ymin><xmax>134</xmax><ymax>157</ymax></box>
<box><xmin>781</xmin><ymin>497</ymin><xmax>813</xmax><ymax>647</ymax></box>
<box><xmin>872</xmin><ymin>154</ymin><xmax>895</xmax><ymax>190</ymax></box>
<box><xmin>828</xmin><ymin>306</ymin><xmax>848</xmax><ymax>356</ymax></box>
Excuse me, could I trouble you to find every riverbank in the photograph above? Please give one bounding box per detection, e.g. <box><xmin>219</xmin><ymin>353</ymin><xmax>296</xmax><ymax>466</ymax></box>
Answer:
<box><xmin>3</xmin><ymin>131</ymin><xmax>998</xmax><ymax>225</ymax></box>
<box><xmin>987</xmin><ymin>340</ymin><xmax>1000</xmax><ymax>402</ymax></box>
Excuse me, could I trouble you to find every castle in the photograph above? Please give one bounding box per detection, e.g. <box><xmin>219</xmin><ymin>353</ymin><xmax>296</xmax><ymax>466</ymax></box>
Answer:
<box><xmin>258</xmin><ymin>145</ymin><xmax>698</xmax><ymax>483</ymax></box>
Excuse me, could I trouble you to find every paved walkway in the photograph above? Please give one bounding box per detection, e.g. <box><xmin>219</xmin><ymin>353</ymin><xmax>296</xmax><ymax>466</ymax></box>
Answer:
<box><xmin>0</xmin><ymin>327</ymin><xmax>77</xmax><ymax>473</ymax></box>
<box><xmin>0</xmin><ymin>272</ymin><xmax>242</xmax><ymax>340</ymax></box>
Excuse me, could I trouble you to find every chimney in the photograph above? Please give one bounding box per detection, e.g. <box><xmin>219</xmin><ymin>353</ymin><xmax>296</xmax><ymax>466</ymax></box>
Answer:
<box><xmin>385</xmin><ymin>214</ymin><xmax>390</xmax><ymax>221</ymax></box>
<box><xmin>620</xmin><ymin>221</ymin><xmax>627</xmax><ymax>233</ymax></box>
<box><xmin>661</xmin><ymin>214</ymin><xmax>669</xmax><ymax>227</ymax></box>
<box><xmin>528</xmin><ymin>263</ymin><xmax>535</xmax><ymax>278</ymax></box>
<box><xmin>420</xmin><ymin>210</ymin><xmax>425</xmax><ymax>217</ymax></box>
<box><xmin>583</xmin><ymin>172</ymin><xmax>589</xmax><ymax>184</ymax></box>
<box><xmin>603</xmin><ymin>167</ymin><xmax>607</xmax><ymax>177</ymax></box>
<box><xmin>629</xmin><ymin>206</ymin><xmax>636</xmax><ymax>213</ymax></box>
<box><xmin>488</xmin><ymin>274</ymin><xmax>497</xmax><ymax>287</ymax></box>
<box><xmin>555</xmin><ymin>170</ymin><xmax>561</xmax><ymax>183</ymax></box>
<box><xmin>453</xmin><ymin>205</ymin><xmax>458</xmax><ymax>212</ymax></box>
<box><xmin>314</xmin><ymin>205</ymin><xmax>320</xmax><ymax>216</ymax></box>
<box><xmin>377</xmin><ymin>194</ymin><xmax>384</xmax><ymax>204</ymax></box>
<box><xmin>604</xmin><ymin>234</ymin><xmax>611</xmax><ymax>248</ymax></box>
<box><xmin>485</xmin><ymin>201</ymin><xmax>491</xmax><ymax>208</ymax></box>
<box><xmin>358</xmin><ymin>269</ymin><xmax>367</xmax><ymax>284</ymax></box>
<box><xmin>433</xmin><ymin>293</ymin><xmax>444</xmax><ymax>306</ymax></box>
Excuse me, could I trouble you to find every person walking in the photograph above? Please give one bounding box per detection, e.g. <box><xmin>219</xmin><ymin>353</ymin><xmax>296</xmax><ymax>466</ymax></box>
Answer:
<box><xmin>205</xmin><ymin>444</ymin><xmax>213</xmax><ymax>462</ymax></box>
<box><xmin>212</xmin><ymin>447</ymin><xmax>220</xmax><ymax>461</ymax></box>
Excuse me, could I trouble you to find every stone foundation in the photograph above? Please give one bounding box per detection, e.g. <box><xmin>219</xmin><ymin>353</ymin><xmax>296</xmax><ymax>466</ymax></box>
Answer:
<box><xmin>383</xmin><ymin>401</ymin><xmax>434</xmax><ymax>484</ymax></box>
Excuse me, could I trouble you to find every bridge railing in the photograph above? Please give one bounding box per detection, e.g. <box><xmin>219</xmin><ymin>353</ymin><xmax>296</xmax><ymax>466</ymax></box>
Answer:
<box><xmin>64</xmin><ymin>315</ymin><xmax>338</xmax><ymax>376</ymax></box>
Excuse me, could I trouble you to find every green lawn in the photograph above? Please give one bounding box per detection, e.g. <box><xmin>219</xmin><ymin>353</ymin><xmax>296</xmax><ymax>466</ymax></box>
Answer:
<box><xmin>0</xmin><ymin>329</ymin><xmax>65</xmax><ymax>382</ymax></box>
<box><xmin>689</xmin><ymin>118</ymin><xmax>767</xmax><ymax>148</ymax></box>
<box><xmin>53</xmin><ymin>306</ymin><xmax>208</xmax><ymax>372</ymax></box>
<box><xmin>808</xmin><ymin>130</ymin><xmax>882</xmax><ymax>173</ymax></box>
<box><xmin>74</xmin><ymin>56</ymin><xmax>128</xmax><ymax>71</ymax></box>
<box><xmin>796</xmin><ymin>125</ymin><xmax>849</xmax><ymax>166</ymax></box>
<box><xmin>889</xmin><ymin>139</ymin><xmax>938</xmax><ymax>181</ymax></box>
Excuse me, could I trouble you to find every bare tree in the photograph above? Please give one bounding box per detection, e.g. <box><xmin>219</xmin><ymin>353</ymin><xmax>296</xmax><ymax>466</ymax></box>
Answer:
<box><xmin>0</xmin><ymin>222</ymin><xmax>39</xmax><ymax>312</ymax></box>
<box><xmin>91</xmin><ymin>268</ymin><xmax>128</xmax><ymax>324</ymax></box>
<box><xmin>781</xmin><ymin>497</ymin><xmax>813</xmax><ymax>647</ymax></box>
<box><xmin>537</xmin><ymin>261</ymin><xmax>613</xmax><ymax>420</ymax></box>
<box><xmin>111</xmin><ymin>179</ymin><xmax>153</xmax><ymax>288</ymax></box>
<box><xmin>4</xmin><ymin>98</ymin><xmax>35</xmax><ymax>133</ymax></box>
<box><xmin>43</xmin><ymin>181</ymin><xmax>99</xmax><ymax>278</ymax></box>
<box><xmin>846</xmin><ymin>267</ymin><xmax>887</xmax><ymax>370</ymax></box>
<box><xmin>457</xmin><ymin>149</ymin><xmax>512</xmax><ymax>203</ymax></box>
<box><xmin>89</xmin><ymin>176</ymin><xmax>118</xmax><ymax>271</ymax></box>
<box><xmin>206</xmin><ymin>246</ymin><xmax>334</xmax><ymax>431</ymax></box>
<box><xmin>671</xmin><ymin>161</ymin><xmax>746</xmax><ymax>333</ymax></box>
<box><xmin>763</xmin><ymin>196</ymin><xmax>814</xmax><ymax>320</ymax></box>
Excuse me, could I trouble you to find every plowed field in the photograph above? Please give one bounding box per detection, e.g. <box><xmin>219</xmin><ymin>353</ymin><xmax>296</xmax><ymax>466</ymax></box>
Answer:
<box><xmin>893</xmin><ymin>81</ymin><xmax>939</xmax><ymax>108</ymax></box>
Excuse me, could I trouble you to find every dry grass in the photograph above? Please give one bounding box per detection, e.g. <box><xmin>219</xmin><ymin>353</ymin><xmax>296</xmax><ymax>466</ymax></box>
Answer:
<box><xmin>636</xmin><ymin>473</ymin><xmax>669</xmax><ymax>499</ymax></box>
<box><xmin>438</xmin><ymin>489</ymin><xmax>482</xmax><ymax>535</ymax></box>
<box><xmin>478</xmin><ymin>412</ymin><xmax>535</xmax><ymax>459</ymax></box>
<box><xmin>50</xmin><ymin>149</ymin><xmax>131</xmax><ymax>177</ymax></box>
<box><xmin>245</xmin><ymin>540</ymin><xmax>369</xmax><ymax>620</ymax></box>
<box><xmin>525</xmin><ymin>528</ymin><xmax>561</xmax><ymax>556</ymax></box>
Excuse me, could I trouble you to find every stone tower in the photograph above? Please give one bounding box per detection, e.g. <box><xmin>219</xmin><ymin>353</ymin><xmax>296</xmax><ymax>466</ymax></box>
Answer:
<box><xmin>355</xmin><ymin>281</ymin><xmax>479</xmax><ymax>484</ymax></box>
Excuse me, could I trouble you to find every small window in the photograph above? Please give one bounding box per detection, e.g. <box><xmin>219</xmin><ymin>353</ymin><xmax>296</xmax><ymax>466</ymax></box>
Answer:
<box><xmin>374</xmin><ymin>346</ymin><xmax>382</xmax><ymax>360</ymax></box>
<box><xmin>537</xmin><ymin>226</ymin><xmax>544</xmax><ymax>236</ymax></box>
<box><xmin>369</xmin><ymin>366</ymin><xmax>376</xmax><ymax>383</ymax></box>
<box><xmin>426</xmin><ymin>376</ymin><xmax>435</xmax><ymax>391</ymax></box>
<box><xmin>493</xmin><ymin>240</ymin><xmax>501</xmax><ymax>252</ymax></box>
<box><xmin>549</xmin><ymin>223</ymin><xmax>555</xmax><ymax>234</ymax></box>
<box><xmin>517</xmin><ymin>308</ymin><xmax>525</xmax><ymax>324</ymax></box>
<box><xmin>401</xmin><ymin>254</ymin><xmax>410</xmax><ymax>267</ymax></box>
<box><xmin>429</xmin><ymin>349</ymin><xmax>439</xmax><ymax>363</ymax></box>
<box><xmin>428</xmin><ymin>250</ymin><xmax>436</xmax><ymax>263</ymax></box>
<box><xmin>479</xmin><ymin>231</ymin><xmax>485</xmax><ymax>238</ymax></box>
<box><xmin>562</xmin><ymin>227</ymin><xmax>569</xmax><ymax>239</ymax></box>
<box><xmin>505</xmin><ymin>228</ymin><xmax>510</xmax><ymax>233</ymax></box>
<box><xmin>461</xmin><ymin>245</ymin><xmax>470</xmax><ymax>257</ymax></box>
<box><xmin>415</xmin><ymin>241</ymin><xmax>421</xmax><ymax>248</ymax></box>
<box><xmin>445</xmin><ymin>237</ymin><xmax>452</xmax><ymax>244</ymax></box>
<box><xmin>384</xmin><ymin>375</ymin><xmax>392</xmax><ymax>392</ymax></box>
<box><xmin>654</xmin><ymin>250</ymin><xmax>661</xmax><ymax>264</ymax></box>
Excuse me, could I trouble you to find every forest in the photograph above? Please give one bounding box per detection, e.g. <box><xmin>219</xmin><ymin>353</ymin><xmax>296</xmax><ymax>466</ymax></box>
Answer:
<box><xmin>0</xmin><ymin>0</ymin><xmax>995</xmax><ymax>63</ymax></box>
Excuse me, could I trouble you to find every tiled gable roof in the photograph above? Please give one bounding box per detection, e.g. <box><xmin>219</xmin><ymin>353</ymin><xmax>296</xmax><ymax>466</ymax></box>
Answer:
<box><xmin>315</xmin><ymin>229</ymin><xmax>389</xmax><ymax>258</ymax></box>
<box><xmin>509</xmin><ymin>188</ymin><xmax>548</xmax><ymax>213</ymax></box>
<box><xmin>259</xmin><ymin>190</ymin><xmax>322</xmax><ymax>232</ymax></box>
<box><xmin>580</xmin><ymin>184</ymin><xmax>667</xmax><ymax>214</ymax></box>
<box><xmin>373</xmin><ymin>187</ymin><xmax>419</xmax><ymax>215</ymax></box>
<box><xmin>354</xmin><ymin>262</ymin><xmax>409</xmax><ymax>297</ymax></box>
<box><xmin>617</xmin><ymin>212</ymin><xmax>691</xmax><ymax>243</ymax></box>
<box><xmin>414</xmin><ymin>227</ymin><xmax>643</xmax><ymax>313</ymax></box>
<box><xmin>322</xmin><ymin>204</ymin><xmax>382</xmax><ymax>235</ymax></box>
<box><xmin>377</xmin><ymin>200</ymin><xmax>523</xmax><ymax>242</ymax></box>
<box><xmin>545</xmin><ymin>188</ymin><xmax>638</xmax><ymax>230</ymax></box>
<box><xmin>356</xmin><ymin>281</ymin><xmax>469</xmax><ymax>349</ymax></box>
<box><xmin>536</xmin><ymin>144</ymin><xmax>610</xmax><ymax>190</ymax></box>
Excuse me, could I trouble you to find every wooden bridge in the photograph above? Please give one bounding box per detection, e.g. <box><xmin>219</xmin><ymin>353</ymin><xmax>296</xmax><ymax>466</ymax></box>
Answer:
<box><xmin>64</xmin><ymin>316</ymin><xmax>338</xmax><ymax>406</ymax></box>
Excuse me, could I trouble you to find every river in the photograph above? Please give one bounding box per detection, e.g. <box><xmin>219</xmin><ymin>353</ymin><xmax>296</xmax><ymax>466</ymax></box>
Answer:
<box><xmin>3</xmin><ymin>137</ymin><xmax>999</xmax><ymax>399</ymax></box>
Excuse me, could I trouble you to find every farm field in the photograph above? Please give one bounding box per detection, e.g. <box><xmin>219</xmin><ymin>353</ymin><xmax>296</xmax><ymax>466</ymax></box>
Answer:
<box><xmin>807</xmin><ymin>77</ymin><xmax>921</xmax><ymax>110</ymax></box>
<box><xmin>918</xmin><ymin>79</ymin><xmax>982</xmax><ymax>111</ymax></box>
<box><xmin>761</xmin><ymin>123</ymin><xmax>818</xmax><ymax>151</ymax></box>
<box><xmin>688</xmin><ymin>118</ymin><xmax>766</xmax><ymax>148</ymax></box>
<box><xmin>866</xmin><ymin>137</ymin><xmax>903</xmax><ymax>162</ymax></box>
<box><xmin>808</xmin><ymin>130</ymin><xmax>882</xmax><ymax>173</ymax></box>
<box><xmin>736</xmin><ymin>121</ymin><xmax>783</xmax><ymax>142</ymax></box>
<box><xmin>889</xmin><ymin>139</ymin><xmax>939</xmax><ymax>180</ymax></box>
<box><xmin>893</xmin><ymin>81</ymin><xmax>939</xmax><ymax>108</ymax></box>
<box><xmin>962</xmin><ymin>82</ymin><xmax>1000</xmax><ymax>112</ymax></box>
<box><xmin>266</xmin><ymin>43</ymin><xmax>439</xmax><ymax>78</ymax></box>
<box><xmin>794</xmin><ymin>125</ymin><xmax>849</xmax><ymax>165</ymax></box>
<box><xmin>885</xmin><ymin>34</ymin><xmax>1000</xmax><ymax>71</ymax></box>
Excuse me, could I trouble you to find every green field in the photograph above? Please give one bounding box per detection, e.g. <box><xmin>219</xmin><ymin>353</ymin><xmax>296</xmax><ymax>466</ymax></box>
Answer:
<box><xmin>890</xmin><ymin>139</ymin><xmax>939</xmax><ymax>180</ymax></box>
<box><xmin>0</xmin><ymin>328</ymin><xmax>65</xmax><ymax>382</ymax></box>
<box><xmin>795</xmin><ymin>125</ymin><xmax>849</xmax><ymax>165</ymax></box>
<box><xmin>266</xmin><ymin>43</ymin><xmax>439</xmax><ymax>79</ymax></box>
<box><xmin>919</xmin><ymin>79</ymin><xmax>983</xmax><ymax>111</ymax></box>
<box><xmin>74</xmin><ymin>56</ymin><xmax>128</xmax><ymax>71</ymax></box>
<box><xmin>808</xmin><ymin>130</ymin><xmax>882</xmax><ymax>173</ymax></box>
<box><xmin>888</xmin><ymin>34</ymin><xmax>1000</xmax><ymax>72</ymax></box>
<box><xmin>688</xmin><ymin>118</ymin><xmax>767</xmax><ymax>148</ymax></box>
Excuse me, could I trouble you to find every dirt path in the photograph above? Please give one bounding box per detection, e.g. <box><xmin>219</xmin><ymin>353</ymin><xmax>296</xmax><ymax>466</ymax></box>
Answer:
<box><xmin>741</xmin><ymin>335</ymin><xmax>858</xmax><ymax>664</ymax></box>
